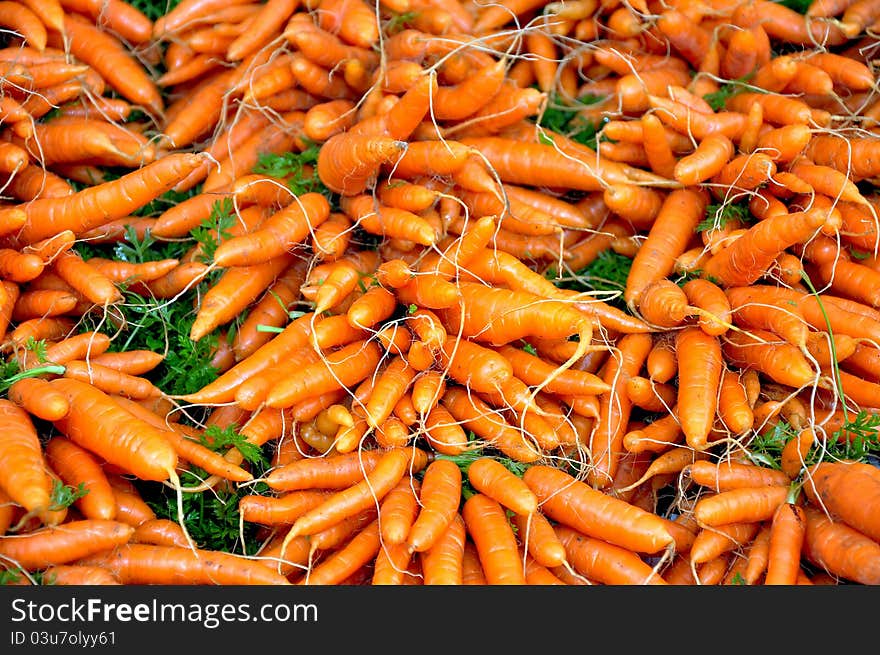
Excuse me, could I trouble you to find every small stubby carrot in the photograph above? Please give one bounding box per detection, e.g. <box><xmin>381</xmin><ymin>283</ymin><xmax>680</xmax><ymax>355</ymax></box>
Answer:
<box><xmin>423</xmin><ymin>404</ymin><xmax>469</xmax><ymax>456</ymax></box>
<box><xmin>378</xmin><ymin>477</ymin><xmax>421</xmax><ymax>547</ymax></box>
<box><xmin>317</xmin><ymin>132</ymin><xmax>407</xmax><ymax>196</ymax></box>
<box><xmin>780</xmin><ymin>429</ymin><xmax>815</xmax><ymax>481</ymax></box>
<box><xmin>461</xmin><ymin>492</ymin><xmax>525</xmax><ymax>585</ymax></box>
<box><xmin>0</xmin><ymin>519</ymin><xmax>135</xmax><ymax>571</ymax></box>
<box><xmin>523</xmin><ymin>465</ymin><xmax>674</xmax><ymax>554</ymax></box>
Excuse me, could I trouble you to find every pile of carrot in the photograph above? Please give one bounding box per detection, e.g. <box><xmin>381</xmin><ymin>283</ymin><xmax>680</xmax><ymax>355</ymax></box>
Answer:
<box><xmin>0</xmin><ymin>0</ymin><xmax>879</xmax><ymax>586</ymax></box>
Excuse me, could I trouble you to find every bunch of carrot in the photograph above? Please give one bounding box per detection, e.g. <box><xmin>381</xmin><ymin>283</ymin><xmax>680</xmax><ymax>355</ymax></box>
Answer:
<box><xmin>0</xmin><ymin>0</ymin><xmax>879</xmax><ymax>586</ymax></box>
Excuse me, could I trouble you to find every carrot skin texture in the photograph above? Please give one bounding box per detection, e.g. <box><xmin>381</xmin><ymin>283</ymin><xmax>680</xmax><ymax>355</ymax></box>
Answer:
<box><xmin>523</xmin><ymin>465</ymin><xmax>674</xmax><ymax>554</ymax></box>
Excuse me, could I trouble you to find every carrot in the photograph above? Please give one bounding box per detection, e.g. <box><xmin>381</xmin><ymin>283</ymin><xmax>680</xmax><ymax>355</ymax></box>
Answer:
<box><xmin>7</xmin><ymin>378</ymin><xmax>68</xmax><ymax>422</ymax></box>
<box><xmin>109</xmin><ymin>484</ymin><xmax>156</xmax><ymax>527</ymax></box>
<box><xmin>85</xmin><ymin>351</ymin><xmax>165</xmax><ymax>378</ymax></box>
<box><xmin>0</xmin><ymin>519</ymin><xmax>134</xmax><ymax>570</ymax></box>
<box><xmin>466</xmin><ymin>457</ymin><xmax>537</xmax><ymax>516</ymax></box>
<box><xmin>722</xmin><ymin>329</ymin><xmax>817</xmax><ymax>389</ymax></box>
<box><xmin>224</xmin><ymin>0</ymin><xmax>297</xmax><ymax>61</ymax></box>
<box><xmin>423</xmin><ymin>404</ymin><xmax>469</xmax><ymax>456</ymax></box>
<box><xmin>0</xmin><ymin>2</ymin><xmax>47</xmax><ymax>51</ymax></box>
<box><xmin>50</xmin><ymin>13</ymin><xmax>162</xmax><ymax>116</ymax></box>
<box><xmin>624</xmin><ymin>189</ymin><xmax>709</xmax><ymax>310</ymax></box>
<box><xmin>377</xmin><ymin>476</ymin><xmax>421</xmax><ymax>547</ymax></box>
<box><xmin>441</xmin><ymin>387</ymin><xmax>540</xmax><ymax>463</ymax></box>
<box><xmin>299</xmin><ymin>519</ymin><xmax>381</xmax><ymax>585</ymax></box>
<box><xmin>511</xmin><ymin>510</ymin><xmax>567</xmax><ymax>569</ymax></box>
<box><xmin>238</xmin><ymin>490</ymin><xmax>334</xmax><ymax>527</ymax></box>
<box><xmin>279</xmin><ymin>448</ymin><xmax>423</xmax><ymax>539</ymax></box>
<box><xmin>50</xmin><ymin>379</ymin><xmax>177</xmax><ymax>483</ymax></box>
<box><xmin>44</xmin><ymin>435</ymin><xmax>117</xmax><ymax>522</ymax></box>
<box><xmin>622</xmin><ymin>410</ymin><xmax>683</xmax><ymax>455</ymax></box>
<box><xmin>189</xmin><ymin>254</ymin><xmax>294</xmax><ymax>342</ymax></box>
<box><xmin>673</xmin><ymin>134</ymin><xmax>735</xmax><ymax>186</ymax></box>
<box><xmin>461</xmin><ymin>493</ymin><xmax>525</xmax><ymax>585</ymax></box>
<box><xmin>803</xmin><ymin>462</ymin><xmax>880</xmax><ymax>543</ymax></box>
<box><xmin>14</xmin><ymin>153</ymin><xmax>206</xmax><ymax>245</ymax></box>
<box><xmin>130</xmin><ymin>518</ymin><xmax>190</xmax><ymax>549</ymax></box>
<box><xmin>420</xmin><ymin>512</ymin><xmax>466</xmax><ymax>585</ymax></box>
<box><xmin>690</xmin><ymin>521</ymin><xmax>761</xmax><ymax>565</ymax></box>
<box><xmin>764</xmin><ymin>500</ymin><xmax>807</xmax><ymax>585</ymax></box>
<box><xmin>264</xmin><ymin>339</ymin><xmax>382</xmax><ymax>409</ymax></box>
<box><xmin>589</xmin><ymin>332</ymin><xmax>653</xmax><ymax>488</ymax></box>
<box><xmin>42</xmin><ymin>565</ymin><xmax>121</xmax><ymax>586</ymax></box>
<box><xmin>459</xmin><ymin>136</ymin><xmax>632</xmax><ymax>192</ymax></box>
<box><xmin>701</xmin><ymin>208</ymin><xmax>829</xmax><ymax>287</ymax></box>
<box><xmin>694</xmin><ymin>485</ymin><xmax>789</xmax><ymax>527</ymax></box>
<box><xmin>556</xmin><ymin>525</ymin><xmax>667</xmax><ymax>585</ymax></box>
<box><xmin>340</xmin><ymin>194</ymin><xmax>438</xmax><ymax>246</ymax></box>
<box><xmin>212</xmin><ymin>193</ymin><xmax>330</xmax><ymax>268</ymax></box>
<box><xmin>689</xmin><ymin>459</ymin><xmax>791</xmax><ymax>492</ymax></box>
<box><xmin>802</xmin><ymin>506</ymin><xmax>880</xmax><ymax>585</ymax></box>
<box><xmin>497</xmin><ymin>345</ymin><xmax>610</xmax><ymax>396</ymax></box>
<box><xmin>0</xmin><ymin>399</ymin><xmax>58</xmax><ymax>525</ymax></box>
<box><xmin>674</xmin><ymin>327</ymin><xmax>724</xmax><ymax>451</ymax></box>
<box><xmin>82</xmin><ymin>543</ymin><xmax>291</xmax><ymax>585</ymax></box>
<box><xmin>61</xmin><ymin>360</ymin><xmax>161</xmax><ymax>400</ymax></box>
<box><xmin>523</xmin><ymin>465</ymin><xmax>674</xmax><ymax>553</ymax></box>
<box><xmin>316</xmin><ymin>132</ymin><xmax>407</xmax><ymax>196</ymax></box>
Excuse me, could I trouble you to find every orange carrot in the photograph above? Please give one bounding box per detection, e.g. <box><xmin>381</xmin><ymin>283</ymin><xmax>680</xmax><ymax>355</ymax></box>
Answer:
<box><xmin>461</xmin><ymin>493</ymin><xmax>525</xmax><ymax>585</ymax></box>
<box><xmin>523</xmin><ymin>465</ymin><xmax>674</xmax><ymax>553</ymax></box>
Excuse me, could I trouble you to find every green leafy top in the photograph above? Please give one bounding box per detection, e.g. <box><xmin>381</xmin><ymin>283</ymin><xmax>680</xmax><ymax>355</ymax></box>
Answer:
<box><xmin>551</xmin><ymin>249</ymin><xmax>633</xmax><ymax>310</ymax></box>
<box><xmin>200</xmin><ymin>424</ymin><xmax>266</xmax><ymax>468</ymax></box>
<box><xmin>748</xmin><ymin>412</ymin><xmax>880</xmax><ymax>472</ymax></box>
<box><xmin>190</xmin><ymin>197</ymin><xmax>235</xmax><ymax>265</ymax></box>
<box><xmin>252</xmin><ymin>144</ymin><xmax>333</xmax><ymax>199</ymax></box>
<box><xmin>535</xmin><ymin>92</ymin><xmax>608</xmax><ymax>150</ymax></box>
<box><xmin>773</xmin><ymin>0</ymin><xmax>812</xmax><ymax>13</ymax></box>
<box><xmin>48</xmin><ymin>480</ymin><xmax>89</xmax><ymax>512</ymax></box>
<box><xmin>696</xmin><ymin>201</ymin><xmax>751</xmax><ymax>233</ymax></box>
<box><xmin>702</xmin><ymin>74</ymin><xmax>756</xmax><ymax>112</ymax></box>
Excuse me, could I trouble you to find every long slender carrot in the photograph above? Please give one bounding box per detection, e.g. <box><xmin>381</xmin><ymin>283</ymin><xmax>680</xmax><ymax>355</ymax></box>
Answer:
<box><xmin>81</xmin><ymin>543</ymin><xmax>292</xmax><ymax>585</ymax></box>
<box><xmin>0</xmin><ymin>520</ymin><xmax>135</xmax><ymax>570</ymax></box>
<box><xmin>523</xmin><ymin>465</ymin><xmax>674</xmax><ymax>554</ymax></box>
